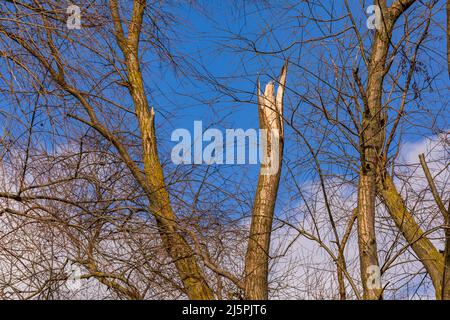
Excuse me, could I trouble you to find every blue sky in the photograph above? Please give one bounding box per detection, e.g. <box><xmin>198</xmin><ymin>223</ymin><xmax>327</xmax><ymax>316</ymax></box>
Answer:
<box><xmin>1</xmin><ymin>1</ymin><xmax>447</xmax><ymax>201</ymax></box>
<box><xmin>0</xmin><ymin>0</ymin><xmax>448</xmax><ymax>299</ymax></box>
<box><xmin>145</xmin><ymin>0</ymin><xmax>447</xmax><ymax>186</ymax></box>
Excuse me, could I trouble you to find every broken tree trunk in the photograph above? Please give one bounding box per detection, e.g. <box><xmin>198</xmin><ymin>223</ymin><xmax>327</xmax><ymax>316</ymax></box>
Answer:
<box><xmin>244</xmin><ymin>62</ymin><xmax>287</xmax><ymax>300</ymax></box>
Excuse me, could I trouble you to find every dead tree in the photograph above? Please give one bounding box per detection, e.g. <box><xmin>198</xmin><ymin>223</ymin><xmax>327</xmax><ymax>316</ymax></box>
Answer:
<box><xmin>244</xmin><ymin>63</ymin><xmax>287</xmax><ymax>300</ymax></box>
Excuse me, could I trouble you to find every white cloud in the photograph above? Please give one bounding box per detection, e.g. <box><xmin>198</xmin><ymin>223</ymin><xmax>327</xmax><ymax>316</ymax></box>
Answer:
<box><xmin>269</xmin><ymin>132</ymin><xmax>449</xmax><ymax>299</ymax></box>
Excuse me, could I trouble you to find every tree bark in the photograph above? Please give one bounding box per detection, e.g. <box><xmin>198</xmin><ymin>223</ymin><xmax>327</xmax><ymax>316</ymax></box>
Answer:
<box><xmin>378</xmin><ymin>173</ymin><xmax>444</xmax><ymax>299</ymax></box>
<box><xmin>244</xmin><ymin>63</ymin><xmax>287</xmax><ymax>300</ymax></box>
<box><xmin>356</xmin><ymin>5</ymin><xmax>392</xmax><ymax>300</ymax></box>
<box><xmin>443</xmin><ymin>209</ymin><xmax>450</xmax><ymax>300</ymax></box>
<box><xmin>357</xmin><ymin>173</ymin><xmax>382</xmax><ymax>299</ymax></box>
<box><xmin>419</xmin><ymin>154</ymin><xmax>450</xmax><ymax>299</ymax></box>
<box><xmin>109</xmin><ymin>0</ymin><xmax>214</xmax><ymax>300</ymax></box>
<box><xmin>356</xmin><ymin>1</ymin><xmax>417</xmax><ymax>299</ymax></box>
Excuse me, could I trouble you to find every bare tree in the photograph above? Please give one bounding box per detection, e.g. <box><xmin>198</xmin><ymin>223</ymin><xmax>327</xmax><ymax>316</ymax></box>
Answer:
<box><xmin>244</xmin><ymin>62</ymin><xmax>287</xmax><ymax>300</ymax></box>
<box><xmin>0</xmin><ymin>0</ymin><xmax>448</xmax><ymax>301</ymax></box>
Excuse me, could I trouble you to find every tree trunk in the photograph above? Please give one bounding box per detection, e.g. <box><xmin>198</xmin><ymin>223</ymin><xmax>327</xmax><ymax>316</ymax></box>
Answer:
<box><xmin>357</xmin><ymin>172</ymin><xmax>382</xmax><ymax>299</ymax></box>
<box><xmin>110</xmin><ymin>0</ymin><xmax>214</xmax><ymax>300</ymax></box>
<box><xmin>356</xmin><ymin>1</ymin><xmax>418</xmax><ymax>299</ymax></box>
<box><xmin>419</xmin><ymin>154</ymin><xmax>450</xmax><ymax>299</ymax></box>
<box><xmin>378</xmin><ymin>173</ymin><xmax>444</xmax><ymax>299</ymax></box>
<box><xmin>356</xmin><ymin>6</ymin><xmax>395</xmax><ymax>300</ymax></box>
<box><xmin>443</xmin><ymin>216</ymin><xmax>450</xmax><ymax>300</ymax></box>
<box><xmin>244</xmin><ymin>63</ymin><xmax>287</xmax><ymax>300</ymax></box>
